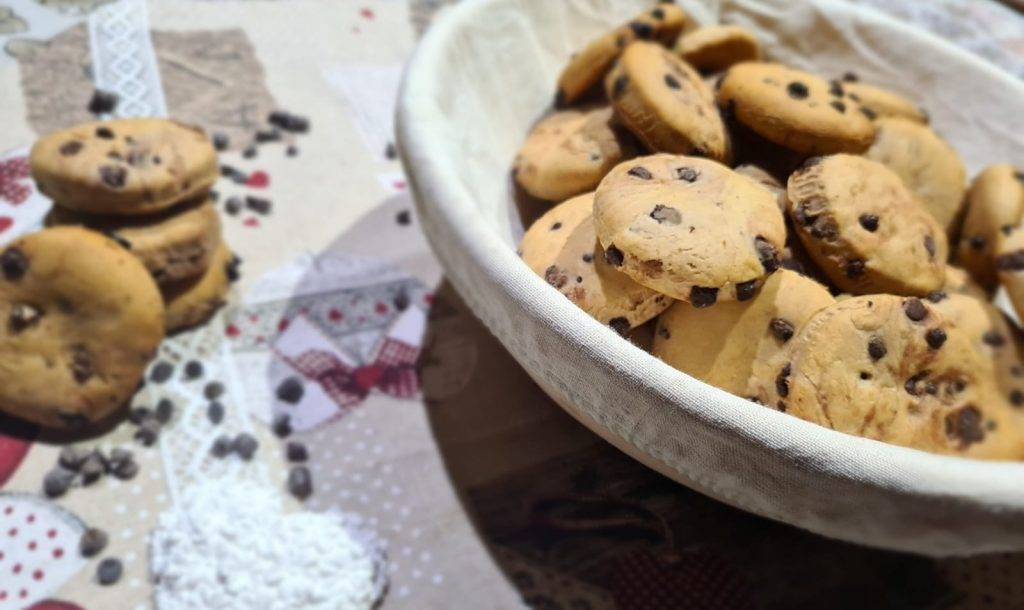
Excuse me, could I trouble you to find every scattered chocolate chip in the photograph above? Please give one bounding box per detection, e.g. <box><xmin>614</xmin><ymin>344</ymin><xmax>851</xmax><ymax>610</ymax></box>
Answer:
<box><xmin>150</xmin><ymin>361</ymin><xmax>174</xmax><ymax>383</ymax></box>
<box><xmin>255</xmin><ymin>128</ymin><xmax>281</xmax><ymax>143</ymax></box>
<box><xmin>968</xmin><ymin>235</ymin><xmax>986</xmax><ymax>250</ymax></box>
<box><xmin>926</xmin><ymin>291</ymin><xmax>947</xmax><ymax>303</ymax></box>
<box><xmin>844</xmin><ymin>259</ymin><xmax>865</xmax><ymax>278</ymax></box>
<box><xmin>128</xmin><ymin>406</ymin><xmax>151</xmax><ymax>425</ymax></box>
<box><xmin>99</xmin><ymin>165</ymin><xmax>127</xmax><ymax>188</ymax></box>
<box><xmin>87</xmin><ymin>89</ymin><xmax>119</xmax><ymax>114</ymax></box>
<box><xmin>224</xmin><ymin>196</ymin><xmax>242</xmax><ymax>216</ymax></box>
<box><xmin>830</xmin><ymin>100</ymin><xmax>846</xmax><ymax>113</ymax></box>
<box><xmin>769</xmin><ymin>318</ymin><xmax>794</xmax><ymax>342</ymax></box>
<box><xmin>272</xmin><ymin>414</ymin><xmax>293</xmax><ymax>438</ymax></box>
<box><xmin>59</xmin><ymin>140</ymin><xmax>83</xmax><ymax>156</ymax></box>
<box><xmin>945</xmin><ymin>406</ymin><xmax>985</xmax><ymax>447</ymax></box>
<box><xmin>80</xmin><ymin>528</ymin><xmax>108</xmax><ymax>558</ymax></box>
<box><xmin>242</xmin><ymin>146</ymin><xmax>257</xmax><ymax>159</ymax></box>
<box><xmin>286</xmin><ymin>441</ymin><xmax>309</xmax><ymax>463</ymax></box>
<box><xmin>608</xmin><ymin>317</ymin><xmax>630</xmax><ymax>337</ymax></box>
<box><xmin>134</xmin><ymin>418</ymin><xmax>160</xmax><ymax>447</ymax></box>
<box><xmin>286</xmin><ymin>144</ymin><xmax>299</xmax><ymax>157</ymax></box>
<box><xmin>287</xmin><ymin>466</ymin><xmax>313</xmax><ymax>500</ymax></box>
<box><xmin>206</xmin><ymin>401</ymin><xmax>225</xmax><ymax>425</ymax></box>
<box><xmin>268</xmin><ymin>111</ymin><xmax>309</xmax><ymax>133</ymax></box>
<box><xmin>735</xmin><ymin>280</ymin><xmax>756</xmax><ymax>301</ymax></box>
<box><xmin>664</xmin><ymin>74</ymin><xmax>681</xmax><ymax>89</ymax></box>
<box><xmin>210</xmin><ymin>435</ymin><xmax>233</xmax><ymax>458</ymax></box>
<box><xmin>43</xmin><ymin>466</ymin><xmax>75</xmax><ymax>498</ymax></box>
<box><xmin>649</xmin><ymin>205</ymin><xmax>681</xmax><ymax>225</ymax></box>
<box><xmin>612</xmin><ymin>75</ymin><xmax>629</xmax><ymax>99</ymax></box>
<box><xmin>204</xmin><ymin>381</ymin><xmax>225</xmax><ymax>400</ymax></box>
<box><xmin>1</xmin><ymin>247</ymin><xmax>28</xmax><ymax>280</ymax></box>
<box><xmin>232</xmin><ymin>433</ymin><xmax>259</xmax><ymax>461</ymax></box>
<box><xmin>95</xmin><ymin>126</ymin><xmax>115</xmax><ymax>139</ymax></box>
<box><xmin>58</xmin><ymin>446</ymin><xmax>87</xmax><ymax>471</ymax></box>
<box><xmin>868</xmin><ymin>337</ymin><xmax>887</xmax><ymax>361</ymax></box>
<box><xmin>786</xmin><ymin>81</ymin><xmax>809</xmax><ymax>99</ymax></box>
<box><xmin>996</xmin><ymin>250</ymin><xmax>1024</xmax><ymax>271</ymax></box>
<box><xmin>183</xmin><ymin>360</ymin><xmax>204</xmax><ymax>380</ymax></box>
<box><xmin>245</xmin><ymin>196</ymin><xmax>272</xmax><ymax>215</ymax></box>
<box><xmin>213</xmin><ymin>133</ymin><xmax>229</xmax><ymax>151</ymax></box>
<box><xmin>604</xmin><ymin>245</ymin><xmax>624</xmax><ymax>267</ymax></box>
<box><xmin>675</xmin><ymin>167</ymin><xmax>698</xmax><ymax>182</ymax></box>
<box><xmin>904</xmin><ymin>298</ymin><xmax>928</xmax><ymax>322</ymax></box>
<box><xmin>1011</xmin><ymin>390</ymin><xmax>1024</xmax><ymax>407</ymax></box>
<box><xmin>384</xmin><ymin>142</ymin><xmax>397</xmax><ymax>160</ymax></box>
<box><xmin>858</xmin><ymin>214</ymin><xmax>879</xmax><ymax>232</ymax></box>
<box><xmin>925</xmin><ymin>328</ymin><xmax>947</xmax><ymax>349</ymax></box>
<box><xmin>690</xmin><ymin>286</ymin><xmax>718</xmax><ymax>308</ymax></box>
<box><xmin>628</xmin><ymin>166</ymin><xmax>652</xmax><ymax>180</ymax></box>
<box><xmin>982</xmin><ymin>330</ymin><xmax>1006</xmax><ymax>347</ymax></box>
<box><xmin>754</xmin><ymin>237</ymin><xmax>780</xmax><ymax>273</ymax></box>
<box><xmin>276</xmin><ymin>377</ymin><xmax>304</xmax><ymax>404</ymax></box>
<box><xmin>924</xmin><ymin>235</ymin><xmax>936</xmax><ymax>259</ymax></box>
<box><xmin>155</xmin><ymin>398</ymin><xmax>174</xmax><ymax>424</ymax></box>
<box><xmin>80</xmin><ymin>452</ymin><xmax>105</xmax><ymax>485</ymax></box>
<box><xmin>110</xmin><ymin>454</ymin><xmax>138</xmax><ymax>480</ymax></box>
<box><xmin>97</xmin><ymin>558</ymin><xmax>123</xmax><ymax>585</ymax></box>
<box><xmin>775</xmin><ymin>363</ymin><xmax>792</xmax><ymax>397</ymax></box>
<box><xmin>9</xmin><ymin>303</ymin><xmax>42</xmax><ymax>332</ymax></box>
<box><xmin>629</xmin><ymin>21</ymin><xmax>654</xmax><ymax>39</ymax></box>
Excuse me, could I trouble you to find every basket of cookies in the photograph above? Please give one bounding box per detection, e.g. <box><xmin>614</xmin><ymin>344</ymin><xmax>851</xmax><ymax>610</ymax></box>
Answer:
<box><xmin>398</xmin><ymin>0</ymin><xmax>1024</xmax><ymax>556</ymax></box>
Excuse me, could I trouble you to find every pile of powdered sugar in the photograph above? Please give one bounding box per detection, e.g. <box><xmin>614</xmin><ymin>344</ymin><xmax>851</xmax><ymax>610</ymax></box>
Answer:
<box><xmin>149</xmin><ymin>477</ymin><xmax>385</xmax><ymax>610</ymax></box>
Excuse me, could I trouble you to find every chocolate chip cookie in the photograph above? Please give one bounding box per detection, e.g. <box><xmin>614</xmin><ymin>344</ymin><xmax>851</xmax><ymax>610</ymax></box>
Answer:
<box><xmin>654</xmin><ymin>269</ymin><xmax>833</xmax><ymax>396</ymax></box>
<box><xmin>0</xmin><ymin>227</ymin><xmax>165</xmax><ymax>428</ymax></box>
<box><xmin>521</xmin><ymin>192</ymin><xmax>671</xmax><ymax>331</ymax></box>
<box><xmin>716</xmin><ymin>62</ymin><xmax>876</xmax><ymax>155</ymax></box>
<box><xmin>605</xmin><ymin>41</ymin><xmax>729</xmax><ymax>160</ymax></box>
<box><xmin>839</xmin><ymin>79</ymin><xmax>927</xmax><ymax>123</ymax></box>
<box><xmin>46</xmin><ymin>195</ymin><xmax>221</xmax><ymax>284</ymax></box>
<box><xmin>556</xmin><ymin>3</ymin><xmax>689</xmax><ymax>106</ymax></box>
<box><xmin>163</xmin><ymin>242</ymin><xmax>233</xmax><ymax>333</ymax></box>
<box><xmin>674</xmin><ymin>25</ymin><xmax>761</xmax><ymax>73</ymax></box>
<box><xmin>958</xmin><ymin>164</ymin><xmax>1024</xmax><ymax>291</ymax></box>
<box><xmin>787</xmin><ymin>155</ymin><xmax>947</xmax><ymax>296</ymax></box>
<box><xmin>594</xmin><ymin>154</ymin><xmax>786</xmax><ymax>304</ymax></box>
<box><xmin>865</xmin><ymin>118</ymin><xmax>966</xmax><ymax>235</ymax></box>
<box><xmin>513</xmin><ymin>107</ymin><xmax>635</xmax><ymax>201</ymax></box>
<box><xmin>30</xmin><ymin>118</ymin><xmax>218</xmax><ymax>216</ymax></box>
<box><xmin>756</xmin><ymin>295</ymin><xmax>1023</xmax><ymax>459</ymax></box>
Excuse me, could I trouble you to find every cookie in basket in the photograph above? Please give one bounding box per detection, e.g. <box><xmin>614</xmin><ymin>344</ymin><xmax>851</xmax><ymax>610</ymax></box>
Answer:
<box><xmin>864</xmin><ymin>118</ymin><xmax>966</xmax><ymax>236</ymax></box>
<box><xmin>521</xmin><ymin>192</ymin><xmax>671</xmax><ymax>333</ymax></box>
<box><xmin>716</xmin><ymin>62</ymin><xmax>875</xmax><ymax>155</ymax></box>
<box><xmin>839</xmin><ymin>76</ymin><xmax>928</xmax><ymax>123</ymax></box>
<box><xmin>653</xmin><ymin>269</ymin><xmax>833</xmax><ymax>397</ymax></box>
<box><xmin>958</xmin><ymin>164</ymin><xmax>1024</xmax><ymax>292</ymax></box>
<box><xmin>30</xmin><ymin>118</ymin><xmax>217</xmax><ymax>216</ymax></box>
<box><xmin>0</xmin><ymin>227</ymin><xmax>165</xmax><ymax>428</ymax></box>
<box><xmin>734</xmin><ymin>163</ymin><xmax>787</xmax><ymax>212</ymax></box>
<box><xmin>556</xmin><ymin>3</ymin><xmax>689</xmax><ymax>106</ymax></box>
<box><xmin>605</xmin><ymin>41</ymin><xmax>729</xmax><ymax>160</ymax></box>
<box><xmin>513</xmin><ymin>107</ymin><xmax>636</xmax><ymax>201</ymax></box>
<box><xmin>46</xmin><ymin>195</ymin><xmax>221</xmax><ymax>284</ymax></box>
<box><xmin>163</xmin><ymin>242</ymin><xmax>234</xmax><ymax>333</ymax></box>
<box><xmin>593</xmin><ymin>153</ymin><xmax>785</xmax><ymax>305</ymax></box>
<box><xmin>787</xmin><ymin>154</ymin><xmax>947</xmax><ymax>296</ymax></box>
<box><xmin>755</xmin><ymin>294</ymin><xmax>1024</xmax><ymax>460</ymax></box>
<box><xmin>674</xmin><ymin>25</ymin><xmax>761</xmax><ymax>73</ymax></box>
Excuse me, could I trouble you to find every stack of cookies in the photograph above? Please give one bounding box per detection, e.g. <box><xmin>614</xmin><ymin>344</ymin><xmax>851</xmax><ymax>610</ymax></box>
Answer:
<box><xmin>514</xmin><ymin>3</ymin><xmax>1024</xmax><ymax>460</ymax></box>
<box><xmin>32</xmin><ymin>117</ymin><xmax>236</xmax><ymax>334</ymax></box>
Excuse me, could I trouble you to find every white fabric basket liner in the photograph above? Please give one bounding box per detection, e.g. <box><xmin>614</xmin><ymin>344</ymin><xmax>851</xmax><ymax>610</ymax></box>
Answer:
<box><xmin>397</xmin><ymin>0</ymin><xmax>1024</xmax><ymax>557</ymax></box>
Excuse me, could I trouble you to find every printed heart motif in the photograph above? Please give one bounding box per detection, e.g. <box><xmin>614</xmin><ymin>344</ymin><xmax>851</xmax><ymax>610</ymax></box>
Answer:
<box><xmin>0</xmin><ymin>217</ymin><xmax>12</xmax><ymax>235</ymax></box>
<box><xmin>246</xmin><ymin>170</ymin><xmax>270</xmax><ymax>188</ymax></box>
<box><xmin>0</xmin><ymin>432</ymin><xmax>34</xmax><ymax>488</ymax></box>
<box><xmin>243</xmin><ymin>217</ymin><xmax>260</xmax><ymax>228</ymax></box>
<box><xmin>28</xmin><ymin>601</ymin><xmax>86</xmax><ymax>610</ymax></box>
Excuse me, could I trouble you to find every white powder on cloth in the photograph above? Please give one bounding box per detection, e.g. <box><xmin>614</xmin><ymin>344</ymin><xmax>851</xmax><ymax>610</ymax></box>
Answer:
<box><xmin>150</xmin><ymin>477</ymin><xmax>385</xmax><ymax>610</ymax></box>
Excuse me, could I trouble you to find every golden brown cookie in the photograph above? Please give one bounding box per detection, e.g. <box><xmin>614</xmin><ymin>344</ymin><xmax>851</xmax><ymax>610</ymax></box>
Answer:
<box><xmin>594</xmin><ymin>154</ymin><xmax>785</xmax><ymax>304</ymax></box>
<box><xmin>840</xmin><ymin>79</ymin><xmax>927</xmax><ymax>123</ymax></box>
<box><xmin>734</xmin><ymin>163</ymin><xmax>787</xmax><ymax>212</ymax></box>
<box><xmin>864</xmin><ymin>118</ymin><xmax>966</xmax><ymax>235</ymax></box>
<box><xmin>654</xmin><ymin>269</ymin><xmax>833</xmax><ymax>397</ymax></box>
<box><xmin>0</xmin><ymin>227</ymin><xmax>165</xmax><ymax>428</ymax></box>
<box><xmin>30</xmin><ymin>118</ymin><xmax>217</xmax><ymax>216</ymax></box>
<box><xmin>756</xmin><ymin>295</ymin><xmax>1023</xmax><ymax>460</ymax></box>
<box><xmin>46</xmin><ymin>195</ymin><xmax>221</xmax><ymax>284</ymax></box>
<box><xmin>716</xmin><ymin>62</ymin><xmax>876</xmax><ymax>155</ymax></box>
<box><xmin>163</xmin><ymin>242</ymin><xmax>234</xmax><ymax>332</ymax></box>
<box><xmin>520</xmin><ymin>192</ymin><xmax>671</xmax><ymax>332</ymax></box>
<box><xmin>513</xmin><ymin>107</ymin><xmax>634</xmax><ymax>201</ymax></box>
<box><xmin>787</xmin><ymin>155</ymin><xmax>947</xmax><ymax>296</ymax></box>
<box><xmin>605</xmin><ymin>41</ymin><xmax>729</xmax><ymax>160</ymax></box>
<box><xmin>957</xmin><ymin>164</ymin><xmax>1024</xmax><ymax>291</ymax></box>
<box><xmin>674</xmin><ymin>25</ymin><xmax>760</xmax><ymax>73</ymax></box>
<box><xmin>556</xmin><ymin>3</ymin><xmax>689</xmax><ymax>106</ymax></box>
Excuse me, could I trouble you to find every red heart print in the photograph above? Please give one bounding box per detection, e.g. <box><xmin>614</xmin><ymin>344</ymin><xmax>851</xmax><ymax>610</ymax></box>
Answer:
<box><xmin>0</xmin><ymin>434</ymin><xmax>33</xmax><ymax>487</ymax></box>
<box><xmin>246</xmin><ymin>170</ymin><xmax>269</xmax><ymax>188</ymax></box>
<box><xmin>0</xmin><ymin>216</ymin><xmax>12</xmax><ymax>235</ymax></box>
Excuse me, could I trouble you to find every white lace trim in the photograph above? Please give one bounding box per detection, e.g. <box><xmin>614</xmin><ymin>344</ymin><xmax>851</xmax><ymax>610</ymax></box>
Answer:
<box><xmin>87</xmin><ymin>0</ymin><xmax>167</xmax><ymax>118</ymax></box>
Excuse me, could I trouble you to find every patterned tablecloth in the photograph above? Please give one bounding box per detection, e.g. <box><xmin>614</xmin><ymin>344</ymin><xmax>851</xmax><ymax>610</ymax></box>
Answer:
<box><xmin>0</xmin><ymin>1</ymin><xmax>1023</xmax><ymax>609</ymax></box>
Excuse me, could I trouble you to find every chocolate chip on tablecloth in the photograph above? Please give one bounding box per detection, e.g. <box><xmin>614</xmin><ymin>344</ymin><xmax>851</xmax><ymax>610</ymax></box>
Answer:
<box><xmin>396</xmin><ymin>210</ymin><xmax>411</xmax><ymax>226</ymax></box>
<box><xmin>207</xmin><ymin>401</ymin><xmax>225</xmax><ymax>425</ymax></box>
<box><xmin>245</xmin><ymin>196</ymin><xmax>272</xmax><ymax>215</ymax></box>
<box><xmin>268</xmin><ymin>110</ymin><xmax>310</xmax><ymax>133</ymax></box>
<box><xmin>255</xmin><ymin>128</ymin><xmax>281</xmax><ymax>143</ymax></box>
<box><xmin>286</xmin><ymin>145</ymin><xmax>299</xmax><ymax>157</ymax></box>
<box><xmin>213</xmin><ymin>133</ymin><xmax>230</xmax><ymax>151</ymax></box>
<box><xmin>233</xmin><ymin>433</ymin><xmax>259</xmax><ymax>461</ymax></box>
<box><xmin>58</xmin><ymin>446</ymin><xmax>87</xmax><ymax>471</ymax></box>
<box><xmin>385</xmin><ymin>142</ymin><xmax>397</xmax><ymax>160</ymax></box>
<box><xmin>149</xmin><ymin>360</ymin><xmax>174</xmax><ymax>383</ymax></box>
<box><xmin>225</xmin><ymin>255</ymin><xmax>243</xmax><ymax>283</ymax></box>
<box><xmin>128</xmin><ymin>406</ymin><xmax>152</xmax><ymax>425</ymax></box>
<box><xmin>287</xmin><ymin>466</ymin><xmax>313</xmax><ymax>501</ymax></box>
<box><xmin>210</xmin><ymin>435</ymin><xmax>233</xmax><ymax>458</ymax></box>
<box><xmin>80</xmin><ymin>527</ymin><xmax>109</xmax><ymax>558</ymax></box>
<box><xmin>87</xmin><ymin>89</ymin><xmax>119</xmax><ymax>114</ymax></box>
<box><xmin>276</xmin><ymin>377</ymin><xmax>304</xmax><ymax>404</ymax></box>
<box><xmin>97</xmin><ymin>558</ymin><xmax>124</xmax><ymax>586</ymax></box>
<box><xmin>155</xmin><ymin>398</ymin><xmax>175</xmax><ymax>424</ymax></box>
<box><xmin>43</xmin><ymin>466</ymin><xmax>76</xmax><ymax>498</ymax></box>
<box><xmin>272</xmin><ymin>414</ymin><xmax>293</xmax><ymax>438</ymax></box>
<box><xmin>243</xmin><ymin>146</ymin><xmax>258</xmax><ymax>159</ymax></box>
<box><xmin>225</xmin><ymin>196</ymin><xmax>242</xmax><ymax>216</ymax></box>
<box><xmin>204</xmin><ymin>381</ymin><xmax>225</xmax><ymax>400</ymax></box>
<box><xmin>134</xmin><ymin>417</ymin><xmax>161</xmax><ymax>446</ymax></box>
<box><xmin>286</xmin><ymin>442</ymin><xmax>309</xmax><ymax>463</ymax></box>
<box><xmin>184</xmin><ymin>360</ymin><xmax>204</xmax><ymax>380</ymax></box>
<box><xmin>80</xmin><ymin>451</ymin><xmax>106</xmax><ymax>485</ymax></box>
